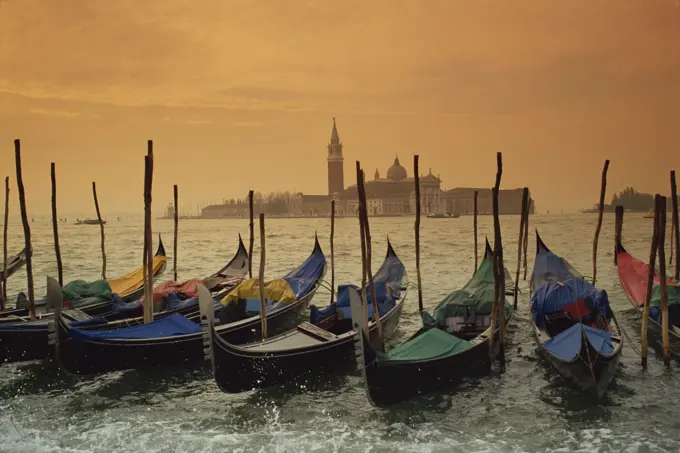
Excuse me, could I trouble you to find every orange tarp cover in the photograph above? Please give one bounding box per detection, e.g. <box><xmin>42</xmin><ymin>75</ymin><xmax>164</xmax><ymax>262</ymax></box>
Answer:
<box><xmin>148</xmin><ymin>279</ymin><xmax>202</xmax><ymax>303</ymax></box>
<box><xmin>108</xmin><ymin>255</ymin><xmax>167</xmax><ymax>297</ymax></box>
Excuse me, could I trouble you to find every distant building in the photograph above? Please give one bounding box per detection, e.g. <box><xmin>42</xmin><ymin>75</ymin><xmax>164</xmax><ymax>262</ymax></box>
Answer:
<box><xmin>442</xmin><ymin>188</ymin><xmax>535</xmax><ymax>216</ymax></box>
<box><xmin>200</xmin><ymin>118</ymin><xmax>534</xmax><ymax>218</ymax></box>
<box><xmin>341</xmin><ymin>157</ymin><xmax>443</xmax><ymax>215</ymax></box>
<box><xmin>327</xmin><ymin>118</ymin><xmax>344</xmax><ymax>196</ymax></box>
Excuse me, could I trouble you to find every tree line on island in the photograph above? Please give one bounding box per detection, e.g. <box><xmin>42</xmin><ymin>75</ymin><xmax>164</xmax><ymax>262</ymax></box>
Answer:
<box><xmin>582</xmin><ymin>187</ymin><xmax>659</xmax><ymax>213</ymax></box>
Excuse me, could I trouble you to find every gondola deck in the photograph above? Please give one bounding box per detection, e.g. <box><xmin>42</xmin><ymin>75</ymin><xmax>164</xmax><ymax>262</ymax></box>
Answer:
<box><xmin>208</xmin><ymin>241</ymin><xmax>407</xmax><ymax>394</ymax></box>
<box><xmin>52</xmin><ymin>236</ymin><xmax>326</xmax><ymax>375</ymax></box>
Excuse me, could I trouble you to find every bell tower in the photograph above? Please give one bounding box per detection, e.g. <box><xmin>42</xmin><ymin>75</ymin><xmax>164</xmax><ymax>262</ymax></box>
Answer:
<box><xmin>327</xmin><ymin>117</ymin><xmax>344</xmax><ymax>195</ymax></box>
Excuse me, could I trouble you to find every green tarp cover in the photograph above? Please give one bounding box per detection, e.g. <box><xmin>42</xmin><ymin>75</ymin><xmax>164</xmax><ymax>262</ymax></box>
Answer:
<box><xmin>62</xmin><ymin>279</ymin><xmax>113</xmax><ymax>308</ymax></box>
<box><xmin>422</xmin><ymin>255</ymin><xmax>513</xmax><ymax>329</ymax></box>
<box><xmin>651</xmin><ymin>284</ymin><xmax>680</xmax><ymax>307</ymax></box>
<box><xmin>376</xmin><ymin>328</ymin><xmax>472</xmax><ymax>362</ymax></box>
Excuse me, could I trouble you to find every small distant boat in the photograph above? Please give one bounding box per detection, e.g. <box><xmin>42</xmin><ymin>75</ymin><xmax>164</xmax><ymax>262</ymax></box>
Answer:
<box><xmin>530</xmin><ymin>232</ymin><xmax>622</xmax><ymax>399</ymax></box>
<box><xmin>643</xmin><ymin>212</ymin><xmax>654</xmax><ymax>219</ymax></box>
<box><xmin>426</xmin><ymin>213</ymin><xmax>459</xmax><ymax>219</ymax></box>
<box><xmin>75</xmin><ymin>218</ymin><xmax>106</xmax><ymax>225</ymax></box>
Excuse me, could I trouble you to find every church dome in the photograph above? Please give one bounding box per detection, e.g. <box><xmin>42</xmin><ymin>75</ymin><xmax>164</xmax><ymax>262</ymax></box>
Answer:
<box><xmin>387</xmin><ymin>156</ymin><xmax>407</xmax><ymax>181</ymax></box>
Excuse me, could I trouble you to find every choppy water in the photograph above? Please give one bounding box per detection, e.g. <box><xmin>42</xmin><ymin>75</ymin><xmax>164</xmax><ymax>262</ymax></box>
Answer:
<box><xmin>0</xmin><ymin>213</ymin><xmax>678</xmax><ymax>453</ymax></box>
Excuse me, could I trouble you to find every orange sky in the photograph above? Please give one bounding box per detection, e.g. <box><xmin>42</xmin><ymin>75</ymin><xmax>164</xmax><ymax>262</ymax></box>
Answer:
<box><xmin>0</xmin><ymin>0</ymin><xmax>678</xmax><ymax>215</ymax></box>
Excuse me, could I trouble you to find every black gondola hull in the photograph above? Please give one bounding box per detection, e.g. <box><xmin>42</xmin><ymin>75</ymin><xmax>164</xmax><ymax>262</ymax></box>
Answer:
<box><xmin>532</xmin><ymin>319</ymin><xmax>621</xmax><ymax>399</ymax></box>
<box><xmin>360</xmin><ymin>327</ymin><xmax>501</xmax><ymax>407</ymax></box>
<box><xmin>0</xmin><ymin>325</ymin><xmax>50</xmax><ymax>363</ymax></box>
<box><xmin>212</xmin><ymin>298</ymin><xmax>404</xmax><ymax>393</ymax></box>
<box><xmin>56</xmin><ymin>289</ymin><xmax>317</xmax><ymax>375</ymax></box>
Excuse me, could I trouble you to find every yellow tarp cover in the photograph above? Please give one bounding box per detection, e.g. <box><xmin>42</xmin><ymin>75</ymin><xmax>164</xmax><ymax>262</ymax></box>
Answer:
<box><xmin>221</xmin><ymin>278</ymin><xmax>296</xmax><ymax>306</ymax></box>
<box><xmin>108</xmin><ymin>255</ymin><xmax>167</xmax><ymax>297</ymax></box>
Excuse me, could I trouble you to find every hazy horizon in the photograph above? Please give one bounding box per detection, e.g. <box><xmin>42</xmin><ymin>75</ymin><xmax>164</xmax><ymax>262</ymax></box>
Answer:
<box><xmin>1</xmin><ymin>0</ymin><xmax>678</xmax><ymax>217</ymax></box>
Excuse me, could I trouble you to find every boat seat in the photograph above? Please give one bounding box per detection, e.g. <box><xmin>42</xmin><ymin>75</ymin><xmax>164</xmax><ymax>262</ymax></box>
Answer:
<box><xmin>62</xmin><ymin>308</ymin><xmax>94</xmax><ymax>322</ymax></box>
<box><xmin>296</xmin><ymin>322</ymin><xmax>337</xmax><ymax>342</ymax></box>
<box><xmin>544</xmin><ymin>311</ymin><xmax>577</xmax><ymax>338</ymax></box>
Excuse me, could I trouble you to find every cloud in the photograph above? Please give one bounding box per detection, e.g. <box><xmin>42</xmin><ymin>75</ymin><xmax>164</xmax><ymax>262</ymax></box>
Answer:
<box><xmin>28</xmin><ymin>108</ymin><xmax>96</xmax><ymax>118</ymax></box>
<box><xmin>233</xmin><ymin>120</ymin><xmax>264</xmax><ymax>128</ymax></box>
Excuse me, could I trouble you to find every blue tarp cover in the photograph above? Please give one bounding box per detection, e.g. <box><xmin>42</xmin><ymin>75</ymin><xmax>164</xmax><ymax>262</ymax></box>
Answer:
<box><xmin>282</xmin><ymin>247</ymin><xmax>327</xmax><ymax>298</ymax></box>
<box><xmin>309</xmin><ymin>251</ymin><xmax>405</xmax><ymax>324</ymax></box>
<box><xmin>531</xmin><ymin>250</ymin><xmax>581</xmax><ymax>294</ymax></box>
<box><xmin>531</xmin><ymin>277</ymin><xmax>610</xmax><ymax>327</ymax></box>
<box><xmin>543</xmin><ymin>323</ymin><xmax>614</xmax><ymax>361</ymax></box>
<box><xmin>70</xmin><ymin>313</ymin><xmax>200</xmax><ymax>340</ymax></box>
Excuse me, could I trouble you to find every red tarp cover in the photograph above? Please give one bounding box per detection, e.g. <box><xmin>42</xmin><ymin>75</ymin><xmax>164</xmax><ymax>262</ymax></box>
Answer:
<box><xmin>617</xmin><ymin>250</ymin><xmax>680</xmax><ymax>307</ymax></box>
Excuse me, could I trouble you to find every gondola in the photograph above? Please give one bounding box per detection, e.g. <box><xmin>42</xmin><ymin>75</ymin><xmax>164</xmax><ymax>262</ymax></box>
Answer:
<box><xmin>616</xmin><ymin>239</ymin><xmax>680</xmax><ymax>356</ymax></box>
<box><xmin>208</xmin><ymin>241</ymin><xmax>407</xmax><ymax>393</ymax></box>
<box><xmin>353</xmin><ymin>241</ymin><xmax>513</xmax><ymax>407</ymax></box>
<box><xmin>0</xmin><ymin>236</ymin><xmax>241</xmax><ymax>364</ymax></box>
<box><xmin>530</xmin><ymin>232</ymin><xmax>622</xmax><ymax>398</ymax></box>
<box><xmin>0</xmin><ymin>247</ymin><xmax>31</xmax><ymax>283</ymax></box>
<box><xmin>0</xmin><ymin>237</ymin><xmax>167</xmax><ymax>322</ymax></box>
<box><xmin>51</xmin><ymin>236</ymin><xmax>326</xmax><ymax>375</ymax></box>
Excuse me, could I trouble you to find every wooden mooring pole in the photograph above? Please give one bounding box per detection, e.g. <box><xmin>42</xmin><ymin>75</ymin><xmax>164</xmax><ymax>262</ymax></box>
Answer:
<box><xmin>2</xmin><ymin>176</ymin><xmax>9</xmax><ymax>308</ymax></box>
<box><xmin>329</xmin><ymin>199</ymin><xmax>335</xmax><ymax>303</ymax></box>
<box><xmin>248</xmin><ymin>190</ymin><xmax>254</xmax><ymax>279</ymax></box>
<box><xmin>51</xmin><ymin>164</ymin><xmax>63</xmax><ymax>286</ymax></box>
<box><xmin>146</xmin><ymin>142</ymin><xmax>154</xmax><ymax>319</ymax></box>
<box><xmin>523</xmin><ymin>195</ymin><xmax>530</xmax><ymax>280</ymax></box>
<box><xmin>356</xmin><ymin>162</ymin><xmax>370</xmax><ymax>334</ymax></box>
<box><xmin>671</xmin><ymin>171</ymin><xmax>679</xmax><ymax>280</ymax></box>
<box><xmin>173</xmin><ymin>184</ymin><xmax>179</xmax><ymax>281</ymax></box>
<box><xmin>641</xmin><ymin>195</ymin><xmax>661</xmax><ymax>369</ymax></box>
<box><xmin>357</xmin><ymin>165</ymin><xmax>383</xmax><ymax>343</ymax></box>
<box><xmin>657</xmin><ymin>195</ymin><xmax>671</xmax><ymax>367</ymax></box>
<box><xmin>592</xmin><ymin>160</ymin><xmax>610</xmax><ymax>285</ymax></box>
<box><xmin>473</xmin><ymin>190</ymin><xmax>478</xmax><ymax>270</ymax></box>
<box><xmin>414</xmin><ymin>155</ymin><xmax>423</xmax><ymax>314</ymax></box>
<box><xmin>258</xmin><ymin>213</ymin><xmax>267</xmax><ymax>340</ymax></box>
<box><xmin>490</xmin><ymin>152</ymin><xmax>506</xmax><ymax>366</ymax></box>
<box><xmin>514</xmin><ymin>187</ymin><xmax>529</xmax><ymax>309</ymax></box>
<box><xmin>142</xmin><ymin>142</ymin><xmax>155</xmax><ymax>324</ymax></box>
<box><xmin>14</xmin><ymin>140</ymin><xmax>35</xmax><ymax>320</ymax></box>
<box><xmin>92</xmin><ymin>182</ymin><xmax>106</xmax><ymax>280</ymax></box>
<box><xmin>614</xmin><ymin>206</ymin><xmax>623</xmax><ymax>265</ymax></box>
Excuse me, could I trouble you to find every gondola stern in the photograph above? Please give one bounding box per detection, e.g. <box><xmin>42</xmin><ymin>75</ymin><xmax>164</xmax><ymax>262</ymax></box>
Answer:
<box><xmin>349</xmin><ymin>286</ymin><xmax>379</xmax><ymax>406</ymax></box>
<box><xmin>615</xmin><ymin>237</ymin><xmax>627</xmax><ymax>256</ymax></box>
<box><xmin>156</xmin><ymin>234</ymin><xmax>166</xmax><ymax>257</ymax></box>
<box><xmin>198</xmin><ymin>283</ymin><xmax>216</xmax><ymax>375</ymax></box>
<box><xmin>313</xmin><ymin>232</ymin><xmax>324</xmax><ymax>255</ymax></box>
<box><xmin>536</xmin><ymin>230</ymin><xmax>550</xmax><ymax>254</ymax></box>
<box><xmin>484</xmin><ymin>237</ymin><xmax>493</xmax><ymax>258</ymax></box>
<box><xmin>386</xmin><ymin>236</ymin><xmax>397</xmax><ymax>258</ymax></box>
<box><xmin>46</xmin><ymin>276</ymin><xmax>63</xmax><ymax>356</ymax></box>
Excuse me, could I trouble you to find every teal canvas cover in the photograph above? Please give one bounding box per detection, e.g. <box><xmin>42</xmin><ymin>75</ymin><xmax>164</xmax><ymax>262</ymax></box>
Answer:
<box><xmin>423</xmin><ymin>255</ymin><xmax>513</xmax><ymax>329</ymax></box>
<box><xmin>376</xmin><ymin>328</ymin><xmax>472</xmax><ymax>362</ymax></box>
<box><xmin>62</xmin><ymin>279</ymin><xmax>113</xmax><ymax>308</ymax></box>
<box><xmin>651</xmin><ymin>284</ymin><xmax>680</xmax><ymax>307</ymax></box>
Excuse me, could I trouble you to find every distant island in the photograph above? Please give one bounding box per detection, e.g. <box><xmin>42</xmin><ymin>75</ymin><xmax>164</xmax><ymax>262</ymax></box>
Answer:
<box><xmin>581</xmin><ymin>187</ymin><xmax>657</xmax><ymax>213</ymax></box>
<box><xmin>162</xmin><ymin>119</ymin><xmax>535</xmax><ymax>219</ymax></box>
